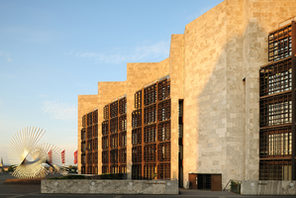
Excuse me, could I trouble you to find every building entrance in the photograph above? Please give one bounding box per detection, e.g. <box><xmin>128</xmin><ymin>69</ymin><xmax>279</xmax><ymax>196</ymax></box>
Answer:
<box><xmin>189</xmin><ymin>173</ymin><xmax>222</xmax><ymax>191</ymax></box>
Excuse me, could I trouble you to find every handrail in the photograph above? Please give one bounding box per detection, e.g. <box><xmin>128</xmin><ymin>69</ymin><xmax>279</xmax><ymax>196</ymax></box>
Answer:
<box><xmin>223</xmin><ymin>179</ymin><xmax>232</xmax><ymax>191</ymax></box>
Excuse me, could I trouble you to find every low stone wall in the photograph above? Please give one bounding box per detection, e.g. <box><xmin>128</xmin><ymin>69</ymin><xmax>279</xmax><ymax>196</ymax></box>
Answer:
<box><xmin>41</xmin><ymin>179</ymin><xmax>179</xmax><ymax>194</ymax></box>
<box><xmin>240</xmin><ymin>180</ymin><xmax>296</xmax><ymax>195</ymax></box>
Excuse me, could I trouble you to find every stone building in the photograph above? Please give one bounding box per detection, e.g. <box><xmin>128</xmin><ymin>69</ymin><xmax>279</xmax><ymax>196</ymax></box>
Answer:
<box><xmin>78</xmin><ymin>0</ymin><xmax>296</xmax><ymax>190</ymax></box>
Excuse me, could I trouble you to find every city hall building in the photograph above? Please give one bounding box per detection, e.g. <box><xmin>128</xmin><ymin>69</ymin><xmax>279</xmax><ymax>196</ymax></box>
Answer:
<box><xmin>78</xmin><ymin>0</ymin><xmax>296</xmax><ymax>190</ymax></box>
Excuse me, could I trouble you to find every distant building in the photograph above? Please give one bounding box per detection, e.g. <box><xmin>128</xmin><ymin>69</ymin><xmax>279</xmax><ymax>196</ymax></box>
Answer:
<box><xmin>0</xmin><ymin>158</ymin><xmax>2</xmax><ymax>172</ymax></box>
<box><xmin>0</xmin><ymin>158</ymin><xmax>9</xmax><ymax>172</ymax></box>
<box><xmin>78</xmin><ymin>0</ymin><xmax>296</xmax><ymax>190</ymax></box>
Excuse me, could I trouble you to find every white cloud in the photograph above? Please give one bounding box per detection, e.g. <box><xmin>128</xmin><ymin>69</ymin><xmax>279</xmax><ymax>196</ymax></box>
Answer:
<box><xmin>39</xmin><ymin>94</ymin><xmax>49</xmax><ymax>98</ymax></box>
<box><xmin>0</xmin><ymin>51</ymin><xmax>13</xmax><ymax>62</ymax></box>
<box><xmin>42</xmin><ymin>101</ymin><xmax>77</xmax><ymax>121</ymax></box>
<box><xmin>70</xmin><ymin>41</ymin><xmax>170</xmax><ymax>64</ymax></box>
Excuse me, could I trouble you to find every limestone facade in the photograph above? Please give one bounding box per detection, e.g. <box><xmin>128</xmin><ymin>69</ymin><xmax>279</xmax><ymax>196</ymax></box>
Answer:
<box><xmin>78</xmin><ymin>0</ymin><xmax>296</xmax><ymax>189</ymax></box>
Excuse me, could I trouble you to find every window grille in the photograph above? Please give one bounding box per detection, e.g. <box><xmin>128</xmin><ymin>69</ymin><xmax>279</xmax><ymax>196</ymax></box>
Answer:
<box><xmin>103</xmin><ymin>105</ymin><xmax>109</xmax><ymax>120</ymax></box>
<box><xmin>158</xmin><ymin>121</ymin><xmax>170</xmax><ymax>142</ymax></box>
<box><xmin>132</xmin><ymin>128</ymin><xmax>142</xmax><ymax>145</ymax></box>
<box><xmin>132</xmin><ymin>110</ymin><xmax>142</xmax><ymax>128</ymax></box>
<box><xmin>259</xmin><ymin>22</ymin><xmax>295</xmax><ymax>181</ymax></box>
<box><xmin>101</xmin><ymin>97</ymin><xmax>126</xmax><ymax>175</ymax></box>
<box><xmin>144</xmin><ymin>105</ymin><xmax>156</xmax><ymax>124</ymax></box>
<box><xmin>144</xmin><ymin>125</ymin><xmax>156</xmax><ymax>143</ymax></box>
<box><xmin>144</xmin><ymin>85</ymin><xmax>157</xmax><ymax>106</ymax></box>
<box><xmin>131</xmin><ymin>78</ymin><xmax>171</xmax><ymax>180</ymax></box>
<box><xmin>119</xmin><ymin>97</ymin><xmax>127</xmax><ymax>115</ymax></box>
<box><xmin>268</xmin><ymin>24</ymin><xmax>292</xmax><ymax>62</ymax></box>
<box><xmin>260</xmin><ymin>58</ymin><xmax>292</xmax><ymax>96</ymax></box>
<box><xmin>158</xmin><ymin>79</ymin><xmax>170</xmax><ymax>101</ymax></box>
<box><xmin>260</xmin><ymin>93</ymin><xmax>292</xmax><ymax>127</ymax></box>
<box><xmin>110</xmin><ymin>101</ymin><xmax>118</xmax><ymax>118</ymax></box>
<box><xmin>135</xmin><ymin>90</ymin><xmax>142</xmax><ymax>109</ymax></box>
<box><xmin>158</xmin><ymin>163</ymin><xmax>170</xmax><ymax>179</ymax></box>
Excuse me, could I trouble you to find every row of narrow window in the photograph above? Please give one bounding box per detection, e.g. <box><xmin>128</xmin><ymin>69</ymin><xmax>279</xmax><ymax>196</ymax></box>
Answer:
<box><xmin>80</xmin><ymin>109</ymin><xmax>99</xmax><ymax>174</ymax></box>
<box><xmin>260</xmin><ymin>94</ymin><xmax>292</xmax><ymax>127</ymax></box>
<box><xmin>259</xmin><ymin>23</ymin><xmax>294</xmax><ymax>181</ymax></box>
<box><xmin>260</xmin><ymin>132</ymin><xmax>292</xmax><ymax>156</ymax></box>
<box><xmin>81</xmin><ymin>152</ymin><xmax>98</xmax><ymax>165</ymax></box>
<box><xmin>131</xmin><ymin>79</ymin><xmax>171</xmax><ymax>180</ymax></box>
<box><xmin>268</xmin><ymin>24</ymin><xmax>292</xmax><ymax>62</ymax></box>
<box><xmin>132</xmin><ymin>122</ymin><xmax>170</xmax><ymax>145</ymax></box>
<box><xmin>101</xmin><ymin>97</ymin><xmax>127</xmax><ymax>175</ymax></box>
<box><xmin>260</xmin><ymin>58</ymin><xmax>292</xmax><ymax>97</ymax></box>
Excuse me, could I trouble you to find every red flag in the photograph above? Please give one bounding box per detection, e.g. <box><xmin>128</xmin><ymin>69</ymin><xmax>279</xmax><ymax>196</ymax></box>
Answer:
<box><xmin>48</xmin><ymin>150</ymin><xmax>52</xmax><ymax>164</ymax></box>
<box><xmin>61</xmin><ymin>150</ymin><xmax>65</xmax><ymax>164</ymax></box>
<box><xmin>74</xmin><ymin>150</ymin><xmax>78</xmax><ymax>164</ymax></box>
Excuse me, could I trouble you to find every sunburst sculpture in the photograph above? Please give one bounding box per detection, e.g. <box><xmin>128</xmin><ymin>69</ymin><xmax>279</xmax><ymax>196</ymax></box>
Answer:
<box><xmin>9</xmin><ymin>126</ymin><xmax>61</xmax><ymax>179</ymax></box>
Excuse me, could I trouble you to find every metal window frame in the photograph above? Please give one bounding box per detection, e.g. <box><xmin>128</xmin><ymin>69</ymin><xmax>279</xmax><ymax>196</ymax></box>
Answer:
<box><xmin>259</xmin><ymin>21</ymin><xmax>296</xmax><ymax>180</ymax></box>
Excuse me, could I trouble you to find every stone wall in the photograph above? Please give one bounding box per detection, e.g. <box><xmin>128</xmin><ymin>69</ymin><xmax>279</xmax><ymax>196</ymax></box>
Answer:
<box><xmin>41</xmin><ymin>179</ymin><xmax>179</xmax><ymax>194</ymax></box>
<box><xmin>240</xmin><ymin>181</ymin><xmax>296</xmax><ymax>195</ymax></box>
<box><xmin>183</xmin><ymin>0</ymin><xmax>228</xmax><ymax>188</ymax></box>
<box><xmin>182</xmin><ymin>0</ymin><xmax>296</xmax><ymax>188</ymax></box>
<box><xmin>169</xmin><ymin>34</ymin><xmax>184</xmax><ymax>180</ymax></box>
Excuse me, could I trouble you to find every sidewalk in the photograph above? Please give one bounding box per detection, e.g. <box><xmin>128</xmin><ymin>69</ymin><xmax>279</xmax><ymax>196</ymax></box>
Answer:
<box><xmin>179</xmin><ymin>189</ymin><xmax>241</xmax><ymax>197</ymax></box>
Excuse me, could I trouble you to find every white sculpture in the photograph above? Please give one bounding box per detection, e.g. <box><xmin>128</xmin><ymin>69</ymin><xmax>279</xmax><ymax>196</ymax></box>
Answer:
<box><xmin>9</xmin><ymin>126</ymin><xmax>61</xmax><ymax>179</ymax></box>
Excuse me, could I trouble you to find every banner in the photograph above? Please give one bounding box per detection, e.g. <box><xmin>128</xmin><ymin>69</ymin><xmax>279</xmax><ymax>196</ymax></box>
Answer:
<box><xmin>74</xmin><ymin>150</ymin><xmax>78</xmax><ymax>164</ymax></box>
<box><xmin>48</xmin><ymin>150</ymin><xmax>52</xmax><ymax>164</ymax></box>
<box><xmin>61</xmin><ymin>150</ymin><xmax>65</xmax><ymax>164</ymax></box>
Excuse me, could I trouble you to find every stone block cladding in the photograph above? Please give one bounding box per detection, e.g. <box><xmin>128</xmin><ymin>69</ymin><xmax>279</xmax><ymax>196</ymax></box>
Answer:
<box><xmin>78</xmin><ymin>0</ymin><xmax>296</xmax><ymax>189</ymax></box>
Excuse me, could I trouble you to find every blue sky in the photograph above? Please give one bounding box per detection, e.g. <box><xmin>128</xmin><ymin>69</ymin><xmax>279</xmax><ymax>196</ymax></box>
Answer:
<box><xmin>0</xmin><ymin>0</ymin><xmax>223</xmax><ymax>165</ymax></box>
